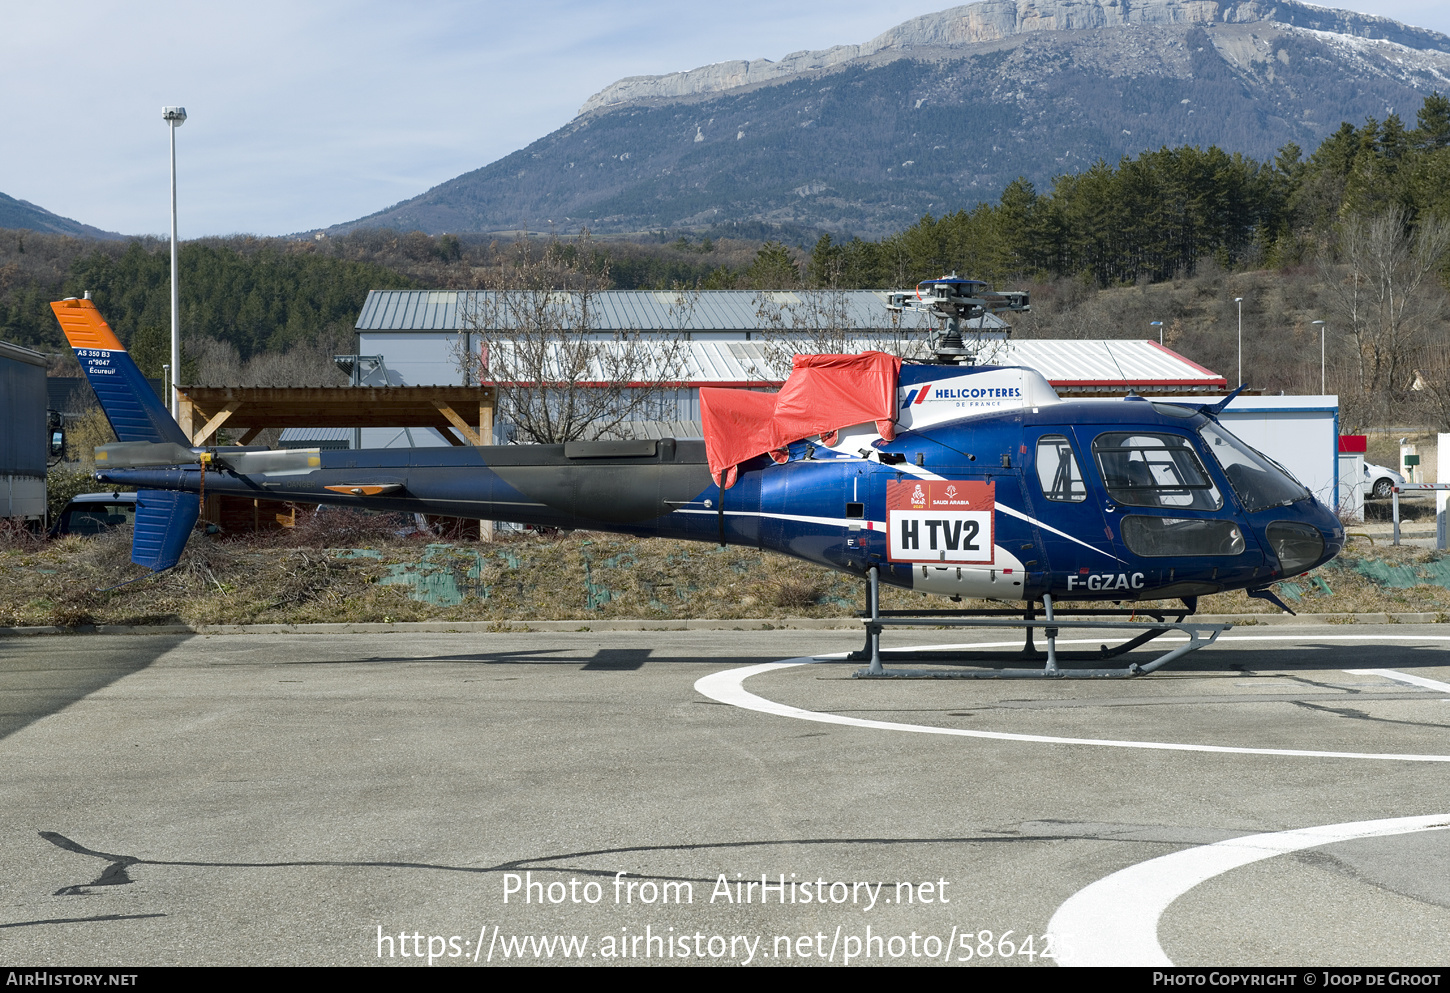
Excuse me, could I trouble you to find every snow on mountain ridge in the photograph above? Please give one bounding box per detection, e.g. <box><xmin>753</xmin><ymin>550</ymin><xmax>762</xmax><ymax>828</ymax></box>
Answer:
<box><xmin>579</xmin><ymin>0</ymin><xmax>1450</xmax><ymax>116</ymax></box>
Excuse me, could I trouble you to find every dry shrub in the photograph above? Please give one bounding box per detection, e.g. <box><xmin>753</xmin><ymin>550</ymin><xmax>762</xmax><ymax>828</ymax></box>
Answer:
<box><xmin>47</xmin><ymin>465</ymin><xmax>110</xmax><ymax>521</ymax></box>
<box><xmin>236</xmin><ymin>508</ymin><xmax>420</xmax><ymax>548</ymax></box>
<box><xmin>431</xmin><ymin>517</ymin><xmax>485</xmax><ymax>542</ymax></box>
<box><xmin>0</xmin><ymin>519</ymin><xmax>44</xmax><ymax>550</ymax></box>
<box><xmin>65</xmin><ymin>525</ymin><xmax>137</xmax><ymax>579</ymax></box>
<box><xmin>759</xmin><ymin>576</ymin><xmax>827</xmax><ymax>609</ymax></box>
<box><xmin>1364</xmin><ymin>498</ymin><xmax>1436</xmax><ymax>522</ymax></box>
<box><xmin>17</xmin><ymin>527</ymin><xmax>1440</xmax><ymax>628</ymax></box>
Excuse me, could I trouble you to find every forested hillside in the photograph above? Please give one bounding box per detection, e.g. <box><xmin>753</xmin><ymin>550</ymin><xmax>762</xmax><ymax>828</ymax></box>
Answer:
<box><xmin>801</xmin><ymin>94</ymin><xmax>1450</xmax><ymax>289</ymax></box>
<box><xmin>2</xmin><ymin>94</ymin><xmax>1448</xmax><ymax>429</ymax></box>
<box><xmin>0</xmin><ymin>234</ymin><xmax>418</xmax><ymax>371</ymax></box>
<box><xmin>0</xmin><ymin>192</ymin><xmax>122</xmax><ymax>241</ymax></box>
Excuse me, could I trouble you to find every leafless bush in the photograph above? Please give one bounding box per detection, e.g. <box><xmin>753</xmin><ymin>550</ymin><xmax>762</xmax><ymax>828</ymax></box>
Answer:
<box><xmin>752</xmin><ymin>286</ymin><xmax>925</xmax><ymax>377</ymax></box>
<box><xmin>759</xmin><ymin>577</ymin><xmax>826</xmax><ymax>609</ymax></box>
<box><xmin>188</xmin><ymin>327</ymin><xmax>352</xmax><ymax>388</ymax></box>
<box><xmin>235</xmin><ymin>508</ymin><xmax>417</xmax><ymax>548</ymax></box>
<box><xmin>64</xmin><ymin>408</ymin><xmax>115</xmax><ymax>468</ymax></box>
<box><xmin>455</xmin><ymin>235</ymin><xmax>693</xmax><ymax>443</ymax></box>
<box><xmin>0</xmin><ymin>518</ymin><xmax>44</xmax><ymax>549</ymax></box>
<box><xmin>1321</xmin><ymin>210</ymin><xmax>1450</xmax><ymax>424</ymax></box>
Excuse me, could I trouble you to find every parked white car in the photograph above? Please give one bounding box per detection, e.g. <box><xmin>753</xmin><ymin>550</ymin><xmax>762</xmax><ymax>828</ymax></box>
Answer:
<box><xmin>1363</xmin><ymin>461</ymin><xmax>1406</xmax><ymax>499</ymax></box>
<box><xmin>50</xmin><ymin>491</ymin><xmax>137</xmax><ymax>536</ymax></box>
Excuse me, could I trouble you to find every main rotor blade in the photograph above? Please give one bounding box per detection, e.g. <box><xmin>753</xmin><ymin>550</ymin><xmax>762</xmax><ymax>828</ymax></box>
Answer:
<box><xmin>218</xmin><ymin>449</ymin><xmax>322</xmax><ymax>475</ymax></box>
<box><xmin>93</xmin><ymin>443</ymin><xmax>324</xmax><ymax>475</ymax></box>
<box><xmin>94</xmin><ymin>441</ymin><xmax>200</xmax><ymax>467</ymax></box>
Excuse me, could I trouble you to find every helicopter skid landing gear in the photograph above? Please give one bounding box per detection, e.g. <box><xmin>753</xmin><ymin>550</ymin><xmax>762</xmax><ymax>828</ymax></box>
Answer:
<box><xmin>845</xmin><ymin>568</ymin><xmax>1231</xmax><ymax>678</ymax></box>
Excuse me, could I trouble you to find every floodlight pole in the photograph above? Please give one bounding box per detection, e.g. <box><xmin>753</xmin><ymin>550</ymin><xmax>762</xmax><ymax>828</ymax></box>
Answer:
<box><xmin>1312</xmin><ymin>320</ymin><xmax>1326</xmax><ymax>394</ymax></box>
<box><xmin>163</xmin><ymin>106</ymin><xmax>187</xmax><ymax>418</ymax></box>
<box><xmin>1234</xmin><ymin>297</ymin><xmax>1244</xmax><ymax>387</ymax></box>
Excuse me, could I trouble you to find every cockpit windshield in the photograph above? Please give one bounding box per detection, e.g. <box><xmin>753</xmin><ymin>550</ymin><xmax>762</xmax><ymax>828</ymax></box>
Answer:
<box><xmin>1199</xmin><ymin>421</ymin><xmax>1310</xmax><ymax>512</ymax></box>
<box><xmin>1092</xmin><ymin>433</ymin><xmax>1222</xmax><ymax>511</ymax></box>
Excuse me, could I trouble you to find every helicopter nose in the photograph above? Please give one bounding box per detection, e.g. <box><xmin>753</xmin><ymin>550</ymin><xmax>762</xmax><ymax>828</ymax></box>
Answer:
<box><xmin>1260</xmin><ymin>498</ymin><xmax>1343</xmax><ymax>578</ymax></box>
<box><xmin>1301</xmin><ymin>498</ymin><xmax>1345</xmax><ymax>568</ymax></box>
<box><xmin>1311</xmin><ymin>503</ymin><xmax>1345</xmax><ymax>565</ymax></box>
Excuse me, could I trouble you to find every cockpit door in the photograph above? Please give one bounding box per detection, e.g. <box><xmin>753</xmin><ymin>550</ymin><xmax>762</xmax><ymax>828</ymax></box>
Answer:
<box><xmin>1086</xmin><ymin>425</ymin><xmax>1266</xmax><ymax>595</ymax></box>
<box><xmin>1024</xmin><ymin>427</ymin><xmax>1131</xmax><ymax>593</ymax></box>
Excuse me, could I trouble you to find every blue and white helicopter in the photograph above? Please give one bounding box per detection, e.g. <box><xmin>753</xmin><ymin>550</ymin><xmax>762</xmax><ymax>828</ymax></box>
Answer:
<box><xmin>52</xmin><ymin>280</ymin><xmax>1342</xmax><ymax>678</ymax></box>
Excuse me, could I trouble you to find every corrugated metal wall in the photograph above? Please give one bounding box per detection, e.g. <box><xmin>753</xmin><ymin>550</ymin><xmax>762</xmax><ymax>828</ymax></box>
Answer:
<box><xmin>0</xmin><ymin>343</ymin><xmax>46</xmax><ymax>478</ymax></box>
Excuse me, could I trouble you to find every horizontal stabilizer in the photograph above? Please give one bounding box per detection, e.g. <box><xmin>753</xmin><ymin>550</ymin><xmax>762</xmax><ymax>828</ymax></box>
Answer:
<box><xmin>132</xmin><ymin>490</ymin><xmax>200</xmax><ymax>572</ymax></box>
<box><xmin>324</xmin><ymin>484</ymin><xmax>403</xmax><ymax>496</ymax></box>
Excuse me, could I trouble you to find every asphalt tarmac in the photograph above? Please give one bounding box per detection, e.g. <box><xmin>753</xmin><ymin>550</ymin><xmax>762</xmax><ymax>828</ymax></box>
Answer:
<box><xmin>2</xmin><ymin>625</ymin><xmax>1449</xmax><ymax>967</ymax></box>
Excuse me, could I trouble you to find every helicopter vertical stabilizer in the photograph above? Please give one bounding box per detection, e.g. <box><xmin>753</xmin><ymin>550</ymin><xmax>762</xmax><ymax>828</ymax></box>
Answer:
<box><xmin>51</xmin><ymin>298</ymin><xmax>200</xmax><ymax>572</ymax></box>
<box><xmin>50</xmin><ymin>298</ymin><xmax>192</xmax><ymax>447</ymax></box>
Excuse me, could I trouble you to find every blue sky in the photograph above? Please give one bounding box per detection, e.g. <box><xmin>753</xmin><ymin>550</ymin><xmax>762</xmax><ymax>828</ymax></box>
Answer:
<box><xmin>2</xmin><ymin>0</ymin><xmax>1447</xmax><ymax>238</ymax></box>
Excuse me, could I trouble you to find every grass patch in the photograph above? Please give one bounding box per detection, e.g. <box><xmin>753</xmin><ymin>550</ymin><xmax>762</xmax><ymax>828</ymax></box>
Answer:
<box><xmin>5</xmin><ymin>527</ymin><xmax>1450</xmax><ymax>627</ymax></box>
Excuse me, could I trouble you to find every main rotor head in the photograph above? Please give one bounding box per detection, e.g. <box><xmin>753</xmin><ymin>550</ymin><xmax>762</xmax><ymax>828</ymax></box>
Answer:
<box><xmin>887</xmin><ymin>274</ymin><xmax>1031</xmax><ymax>364</ymax></box>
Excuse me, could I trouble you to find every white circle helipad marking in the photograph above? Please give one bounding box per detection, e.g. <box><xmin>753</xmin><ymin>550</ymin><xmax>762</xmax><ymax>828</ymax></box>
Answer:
<box><xmin>1047</xmin><ymin>813</ymin><xmax>1450</xmax><ymax>966</ymax></box>
<box><xmin>693</xmin><ymin>634</ymin><xmax>1450</xmax><ymax>762</ymax></box>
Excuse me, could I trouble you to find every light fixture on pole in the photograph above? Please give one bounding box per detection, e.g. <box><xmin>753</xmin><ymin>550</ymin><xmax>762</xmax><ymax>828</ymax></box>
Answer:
<box><xmin>1311</xmin><ymin>320</ymin><xmax>1326</xmax><ymax>395</ymax></box>
<box><xmin>1150</xmin><ymin>320</ymin><xmax>1163</xmax><ymax>345</ymax></box>
<box><xmin>1234</xmin><ymin>297</ymin><xmax>1244</xmax><ymax>387</ymax></box>
<box><xmin>162</xmin><ymin>106</ymin><xmax>187</xmax><ymax>418</ymax></box>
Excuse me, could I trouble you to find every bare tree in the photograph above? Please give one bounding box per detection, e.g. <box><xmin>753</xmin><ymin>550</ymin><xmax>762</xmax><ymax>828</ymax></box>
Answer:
<box><xmin>1322</xmin><ymin>210</ymin><xmax>1450</xmax><ymax>424</ymax></box>
<box><xmin>184</xmin><ymin>329</ymin><xmax>352</xmax><ymax>447</ymax></box>
<box><xmin>455</xmin><ymin>238</ymin><xmax>692</xmax><ymax>444</ymax></box>
<box><xmin>186</xmin><ymin>326</ymin><xmax>353</xmax><ymax>389</ymax></box>
<box><xmin>187</xmin><ymin>337</ymin><xmax>245</xmax><ymax>386</ymax></box>
<box><xmin>752</xmin><ymin>287</ymin><xmax>925</xmax><ymax>378</ymax></box>
<box><xmin>1410</xmin><ymin>347</ymin><xmax>1450</xmax><ymax>430</ymax></box>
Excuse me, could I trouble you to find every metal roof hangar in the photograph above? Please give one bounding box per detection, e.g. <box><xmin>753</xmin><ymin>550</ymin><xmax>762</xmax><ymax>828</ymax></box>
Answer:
<box><xmin>352</xmin><ymin>289</ymin><xmax>1226</xmax><ymax>398</ymax></box>
<box><xmin>356</xmin><ymin>289</ymin><xmax>983</xmax><ymax>338</ymax></box>
<box><xmin>297</xmin><ymin>288</ymin><xmax>1345</xmax><ymax>509</ymax></box>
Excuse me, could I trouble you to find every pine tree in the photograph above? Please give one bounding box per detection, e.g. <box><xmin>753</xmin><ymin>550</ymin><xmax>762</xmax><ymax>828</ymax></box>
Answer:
<box><xmin>1413</xmin><ymin>92</ymin><xmax>1450</xmax><ymax>151</ymax></box>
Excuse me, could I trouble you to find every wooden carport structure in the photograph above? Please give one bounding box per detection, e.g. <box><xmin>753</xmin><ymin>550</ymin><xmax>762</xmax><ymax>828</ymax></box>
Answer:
<box><xmin>175</xmin><ymin>385</ymin><xmax>494</xmax><ymax>447</ymax></box>
<box><xmin>173</xmin><ymin>385</ymin><xmax>495</xmax><ymax>537</ymax></box>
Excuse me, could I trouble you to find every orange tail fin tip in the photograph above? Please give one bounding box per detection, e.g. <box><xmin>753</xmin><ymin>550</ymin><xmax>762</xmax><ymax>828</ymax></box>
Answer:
<box><xmin>50</xmin><ymin>298</ymin><xmax>125</xmax><ymax>352</ymax></box>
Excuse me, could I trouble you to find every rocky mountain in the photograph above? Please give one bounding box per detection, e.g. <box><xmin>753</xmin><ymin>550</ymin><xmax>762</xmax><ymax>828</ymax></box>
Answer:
<box><xmin>0</xmin><ymin>191</ymin><xmax>123</xmax><ymax>239</ymax></box>
<box><xmin>334</xmin><ymin>0</ymin><xmax>1450</xmax><ymax>239</ymax></box>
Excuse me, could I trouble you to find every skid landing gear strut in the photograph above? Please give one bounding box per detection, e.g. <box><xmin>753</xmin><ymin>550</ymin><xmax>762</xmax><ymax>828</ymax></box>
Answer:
<box><xmin>845</xmin><ymin>566</ymin><xmax>1232</xmax><ymax>678</ymax></box>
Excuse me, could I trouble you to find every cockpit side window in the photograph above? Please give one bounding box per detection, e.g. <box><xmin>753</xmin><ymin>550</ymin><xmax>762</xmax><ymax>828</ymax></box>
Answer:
<box><xmin>1199</xmin><ymin>421</ymin><xmax>1310</xmax><ymax>512</ymax></box>
<box><xmin>1035</xmin><ymin>434</ymin><xmax>1086</xmax><ymax>503</ymax></box>
<box><xmin>1092</xmin><ymin>432</ymin><xmax>1223</xmax><ymax>511</ymax></box>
